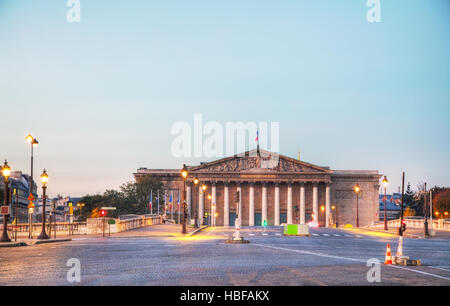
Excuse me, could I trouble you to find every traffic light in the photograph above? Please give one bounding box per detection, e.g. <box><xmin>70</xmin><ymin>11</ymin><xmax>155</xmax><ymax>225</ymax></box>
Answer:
<box><xmin>401</xmin><ymin>219</ymin><xmax>406</xmax><ymax>232</ymax></box>
<box><xmin>101</xmin><ymin>210</ymin><xmax>106</xmax><ymax>217</ymax></box>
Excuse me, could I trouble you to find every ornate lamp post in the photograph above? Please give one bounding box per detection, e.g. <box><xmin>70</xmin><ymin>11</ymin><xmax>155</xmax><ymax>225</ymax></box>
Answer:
<box><xmin>201</xmin><ymin>184</ymin><xmax>207</xmax><ymax>226</ymax></box>
<box><xmin>331</xmin><ymin>205</ymin><xmax>338</xmax><ymax>228</ymax></box>
<box><xmin>77</xmin><ymin>203</ymin><xmax>85</xmax><ymax>221</ymax></box>
<box><xmin>382</xmin><ymin>176</ymin><xmax>388</xmax><ymax>230</ymax></box>
<box><xmin>193</xmin><ymin>177</ymin><xmax>199</xmax><ymax>228</ymax></box>
<box><xmin>354</xmin><ymin>184</ymin><xmax>360</xmax><ymax>227</ymax></box>
<box><xmin>37</xmin><ymin>169</ymin><xmax>49</xmax><ymax>240</ymax></box>
<box><xmin>181</xmin><ymin>164</ymin><xmax>188</xmax><ymax>234</ymax></box>
<box><xmin>26</xmin><ymin>134</ymin><xmax>38</xmax><ymax>239</ymax></box>
<box><xmin>1</xmin><ymin>160</ymin><xmax>11</xmax><ymax>242</ymax></box>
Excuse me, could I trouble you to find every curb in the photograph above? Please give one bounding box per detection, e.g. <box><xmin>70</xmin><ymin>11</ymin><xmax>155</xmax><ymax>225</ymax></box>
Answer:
<box><xmin>0</xmin><ymin>242</ymin><xmax>27</xmax><ymax>248</ymax></box>
<box><xmin>188</xmin><ymin>226</ymin><xmax>208</xmax><ymax>236</ymax></box>
<box><xmin>361</xmin><ymin>228</ymin><xmax>423</xmax><ymax>239</ymax></box>
<box><xmin>29</xmin><ymin>238</ymin><xmax>72</xmax><ymax>245</ymax></box>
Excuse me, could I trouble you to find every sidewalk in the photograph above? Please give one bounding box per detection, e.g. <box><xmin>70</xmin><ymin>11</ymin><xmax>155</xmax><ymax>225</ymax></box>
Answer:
<box><xmin>358</xmin><ymin>226</ymin><xmax>450</xmax><ymax>240</ymax></box>
<box><xmin>0</xmin><ymin>238</ymin><xmax>72</xmax><ymax>248</ymax></box>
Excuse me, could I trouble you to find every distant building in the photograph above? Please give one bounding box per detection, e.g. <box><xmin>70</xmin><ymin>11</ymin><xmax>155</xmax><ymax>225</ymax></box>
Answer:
<box><xmin>379</xmin><ymin>193</ymin><xmax>402</xmax><ymax>220</ymax></box>
<box><xmin>0</xmin><ymin>171</ymin><xmax>38</xmax><ymax>223</ymax></box>
<box><xmin>135</xmin><ymin>149</ymin><xmax>382</xmax><ymax>227</ymax></box>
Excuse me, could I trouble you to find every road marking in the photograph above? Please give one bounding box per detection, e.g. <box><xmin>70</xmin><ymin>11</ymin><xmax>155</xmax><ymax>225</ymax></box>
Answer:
<box><xmin>275</xmin><ymin>233</ymin><xmax>282</xmax><ymax>236</ymax></box>
<box><xmin>312</xmin><ymin>233</ymin><xmax>319</xmax><ymax>236</ymax></box>
<box><xmin>253</xmin><ymin>244</ymin><xmax>450</xmax><ymax>281</ymax></box>
<box><xmin>334</xmin><ymin>234</ymin><xmax>341</xmax><ymax>237</ymax></box>
<box><xmin>249</xmin><ymin>234</ymin><xmax>255</xmax><ymax>236</ymax></box>
<box><xmin>322</xmin><ymin>234</ymin><xmax>330</xmax><ymax>237</ymax></box>
<box><xmin>262</xmin><ymin>233</ymin><xmax>268</xmax><ymax>236</ymax></box>
<box><xmin>427</xmin><ymin>266</ymin><xmax>450</xmax><ymax>273</ymax></box>
<box><xmin>389</xmin><ymin>265</ymin><xmax>450</xmax><ymax>281</ymax></box>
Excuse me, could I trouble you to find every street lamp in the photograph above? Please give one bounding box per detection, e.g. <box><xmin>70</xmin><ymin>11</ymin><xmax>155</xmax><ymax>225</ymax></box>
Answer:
<box><xmin>37</xmin><ymin>169</ymin><xmax>49</xmax><ymax>240</ymax></box>
<box><xmin>331</xmin><ymin>205</ymin><xmax>338</xmax><ymax>228</ymax></box>
<box><xmin>1</xmin><ymin>160</ymin><xmax>11</xmax><ymax>242</ymax></box>
<box><xmin>181</xmin><ymin>164</ymin><xmax>188</xmax><ymax>234</ymax></box>
<box><xmin>193</xmin><ymin>177</ymin><xmax>199</xmax><ymax>228</ymax></box>
<box><xmin>382</xmin><ymin>176</ymin><xmax>388</xmax><ymax>230</ymax></box>
<box><xmin>320</xmin><ymin>205</ymin><xmax>325</xmax><ymax>227</ymax></box>
<box><xmin>354</xmin><ymin>184</ymin><xmax>360</xmax><ymax>227</ymax></box>
<box><xmin>26</xmin><ymin>134</ymin><xmax>38</xmax><ymax>239</ymax></box>
<box><xmin>77</xmin><ymin>203</ymin><xmax>85</xmax><ymax>221</ymax></box>
<box><xmin>207</xmin><ymin>194</ymin><xmax>212</xmax><ymax>226</ymax></box>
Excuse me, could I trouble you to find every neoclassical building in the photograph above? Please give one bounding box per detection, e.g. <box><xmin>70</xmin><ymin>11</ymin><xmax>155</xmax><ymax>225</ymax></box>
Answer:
<box><xmin>134</xmin><ymin>150</ymin><xmax>381</xmax><ymax>227</ymax></box>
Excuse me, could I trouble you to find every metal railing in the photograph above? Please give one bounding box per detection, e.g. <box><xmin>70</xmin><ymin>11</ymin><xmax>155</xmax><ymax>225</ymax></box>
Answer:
<box><xmin>372</xmin><ymin>218</ymin><xmax>450</xmax><ymax>231</ymax></box>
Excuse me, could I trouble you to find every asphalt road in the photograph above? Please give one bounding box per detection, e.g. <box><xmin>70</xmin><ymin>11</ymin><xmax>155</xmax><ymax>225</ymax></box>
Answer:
<box><xmin>0</xmin><ymin>224</ymin><xmax>449</xmax><ymax>285</ymax></box>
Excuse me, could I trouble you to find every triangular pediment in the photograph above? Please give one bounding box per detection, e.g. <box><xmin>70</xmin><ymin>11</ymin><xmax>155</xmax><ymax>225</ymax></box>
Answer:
<box><xmin>189</xmin><ymin>149</ymin><xmax>330</xmax><ymax>173</ymax></box>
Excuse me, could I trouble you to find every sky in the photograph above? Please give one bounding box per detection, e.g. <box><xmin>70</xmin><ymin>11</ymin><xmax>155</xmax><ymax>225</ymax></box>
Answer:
<box><xmin>0</xmin><ymin>0</ymin><xmax>449</xmax><ymax>197</ymax></box>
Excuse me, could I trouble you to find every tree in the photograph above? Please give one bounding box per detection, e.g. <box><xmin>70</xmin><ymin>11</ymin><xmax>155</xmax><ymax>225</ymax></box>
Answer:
<box><xmin>433</xmin><ymin>188</ymin><xmax>450</xmax><ymax>218</ymax></box>
<box><xmin>79</xmin><ymin>176</ymin><xmax>163</xmax><ymax>218</ymax></box>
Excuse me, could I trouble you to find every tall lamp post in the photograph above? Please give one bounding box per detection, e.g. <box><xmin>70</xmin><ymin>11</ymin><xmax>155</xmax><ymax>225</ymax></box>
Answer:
<box><xmin>26</xmin><ymin>134</ymin><xmax>38</xmax><ymax>239</ymax></box>
<box><xmin>354</xmin><ymin>184</ymin><xmax>360</xmax><ymax>227</ymax></box>
<box><xmin>193</xmin><ymin>177</ymin><xmax>199</xmax><ymax>228</ymax></box>
<box><xmin>181</xmin><ymin>164</ymin><xmax>188</xmax><ymax>234</ymax></box>
<box><xmin>1</xmin><ymin>160</ymin><xmax>11</xmax><ymax>242</ymax></box>
<box><xmin>331</xmin><ymin>205</ymin><xmax>338</xmax><ymax>228</ymax></box>
<box><xmin>424</xmin><ymin>182</ymin><xmax>429</xmax><ymax>237</ymax></box>
<box><xmin>37</xmin><ymin>169</ymin><xmax>49</xmax><ymax>240</ymax></box>
<box><xmin>201</xmin><ymin>184</ymin><xmax>207</xmax><ymax>226</ymax></box>
<box><xmin>77</xmin><ymin>203</ymin><xmax>85</xmax><ymax>221</ymax></box>
<box><xmin>382</xmin><ymin>176</ymin><xmax>388</xmax><ymax>230</ymax></box>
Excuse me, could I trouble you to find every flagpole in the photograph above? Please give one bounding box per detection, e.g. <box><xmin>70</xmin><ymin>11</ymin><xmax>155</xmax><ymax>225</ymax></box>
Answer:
<box><xmin>157</xmin><ymin>189</ymin><xmax>160</xmax><ymax>215</ymax></box>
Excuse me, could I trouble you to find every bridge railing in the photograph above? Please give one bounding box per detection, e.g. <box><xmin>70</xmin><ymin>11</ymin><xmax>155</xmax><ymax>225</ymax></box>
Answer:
<box><xmin>372</xmin><ymin>218</ymin><xmax>450</xmax><ymax>231</ymax></box>
<box><xmin>5</xmin><ymin>215</ymin><xmax>162</xmax><ymax>236</ymax></box>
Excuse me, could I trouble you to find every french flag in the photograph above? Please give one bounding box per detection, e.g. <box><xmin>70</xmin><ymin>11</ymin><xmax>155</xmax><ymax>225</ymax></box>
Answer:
<box><xmin>255</xmin><ymin>130</ymin><xmax>259</xmax><ymax>142</ymax></box>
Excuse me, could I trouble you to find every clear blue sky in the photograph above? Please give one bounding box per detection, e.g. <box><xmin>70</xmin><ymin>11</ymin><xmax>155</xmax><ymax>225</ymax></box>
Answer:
<box><xmin>1</xmin><ymin>0</ymin><xmax>449</xmax><ymax>197</ymax></box>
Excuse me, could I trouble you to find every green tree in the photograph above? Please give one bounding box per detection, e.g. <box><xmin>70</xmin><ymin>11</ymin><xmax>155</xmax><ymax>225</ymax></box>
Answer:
<box><xmin>433</xmin><ymin>188</ymin><xmax>450</xmax><ymax>218</ymax></box>
<box><xmin>79</xmin><ymin>176</ymin><xmax>163</xmax><ymax>218</ymax></box>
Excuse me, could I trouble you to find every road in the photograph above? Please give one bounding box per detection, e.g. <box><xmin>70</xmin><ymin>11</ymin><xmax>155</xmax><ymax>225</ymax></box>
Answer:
<box><xmin>0</xmin><ymin>224</ymin><xmax>449</xmax><ymax>285</ymax></box>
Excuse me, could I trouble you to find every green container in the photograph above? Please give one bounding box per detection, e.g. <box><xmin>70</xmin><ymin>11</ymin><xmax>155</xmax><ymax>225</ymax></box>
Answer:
<box><xmin>284</xmin><ymin>224</ymin><xmax>298</xmax><ymax>235</ymax></box>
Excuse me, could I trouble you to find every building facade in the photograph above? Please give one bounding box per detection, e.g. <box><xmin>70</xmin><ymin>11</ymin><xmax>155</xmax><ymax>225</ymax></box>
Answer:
<box><xmin>134</xmin><ymin>150</ymin><xmax>382</xmax><ymax>227</ymax></box>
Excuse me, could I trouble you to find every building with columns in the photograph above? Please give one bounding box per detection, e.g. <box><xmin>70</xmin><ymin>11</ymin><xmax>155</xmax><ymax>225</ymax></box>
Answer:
<box><xmin>134</xmin><ymin>149</ymin><xmax>382</xmax><ymax>228</ymax></box>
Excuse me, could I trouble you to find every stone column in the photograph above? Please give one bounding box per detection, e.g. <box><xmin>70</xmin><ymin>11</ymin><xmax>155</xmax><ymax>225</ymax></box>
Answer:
<box><xmin>287</xmin><ymin>184</ymin><xmax>293</xmax><ymax>224</ymax></box>
<box><xmin>262</xmin><ymin>183</ymin><xmax>268</xmax><ymax>225</ymax></box>
<box><xmin>300</xmin><ymin>183</ymin><xmax>306</xmax><ymax>224</ymax></box>
<box><xmin>199</xmin><ymin>187</ymin><xmax>204</xmax><ymax>226</ymax></box>
<box><xmin>325</xmin><ymin>183</ymin><xmax>331</xmax><ymax>228</ymax></box>
<box><xmin>211</xmin><ymin>183</ymin><xmax>216</xmax><ymax>227</ymax></box>
<box><xmin>186</xmin><ymin>184</ymin><xmax>192</xmax><ymax>220</ymax></box>
<box><xmin>274</xmin><ymin>183</ymin><xmax>280</xmax><ymax>226</ymax></box>
<box><xmin>237</xmin><ymin>183</ymin><xmax>242</xmax><ymax>226</ymax></box>
<box><xmin>313</xmin><ymin>183</ymin><xmax>318</xmax><ymax>223</ymax></box>
<box><xmin>249</xmin><ymin>183</ymin><xmax>255</xmax><ymax>226</ymax></box>
<box><xmin>224</xmin><ymin>183</ymin><xmax>229</xmax><ymax>226</ymax></box>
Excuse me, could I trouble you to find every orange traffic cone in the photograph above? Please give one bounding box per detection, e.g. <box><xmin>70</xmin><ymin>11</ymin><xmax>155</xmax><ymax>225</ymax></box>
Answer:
<box><xmin>384</xmin><ymin>243</ymin><xmax>392</xmax><ymax>265</ymax></box>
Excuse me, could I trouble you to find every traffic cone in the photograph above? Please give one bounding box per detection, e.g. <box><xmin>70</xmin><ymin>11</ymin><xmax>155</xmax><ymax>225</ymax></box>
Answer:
<box><xmin>384</xmin><ymin>243</ymin><xmax>393</xmax><ymax>265</ymax></box>
<box><xmin>396</xmin><ymin>237</ymin><xmax>403</xmax><ymax>257</ymax></box>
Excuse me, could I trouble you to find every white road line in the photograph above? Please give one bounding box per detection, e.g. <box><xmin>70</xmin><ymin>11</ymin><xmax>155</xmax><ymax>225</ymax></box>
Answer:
<box><xmin>262</xmin><ymin>233</ymin><xmax>268</xmax><ymax>236</ymax></box>
<box><xmin>252</xmin><ymin>244</ymin><xmax>450</xmax><ymax>281</ymax></box>
<box><xmin>312</xmin><ymin>233</ymin><xmax>319</xmax><ymax>236</ymax></box>
<box><xmin>389</xmin><ymin>265</ymin><xmax>450</xmax><ymax>281</ymax></box>
<box><xmin>322</xmin><ymin>234</ymin><xmax>330</xmax><ymax>237</ymax></box>
<box><xmin>275</xmin><ymin>233</ymin><xmax>282</xmax><ymax>236</ymax></box>
<box><xmin>334</xmin><ymin>234</ymin><xmax>341</xmax><ymax>237</ymax></box>
<box><xmin>249</xmin><ymin>234</ymin><xmax>255</xmax><ymax>236</ymax></box>
<box><xmin>426</xmin><ymin>266</ymin><xmax>450</xmax><ymax>273</ymax></box>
